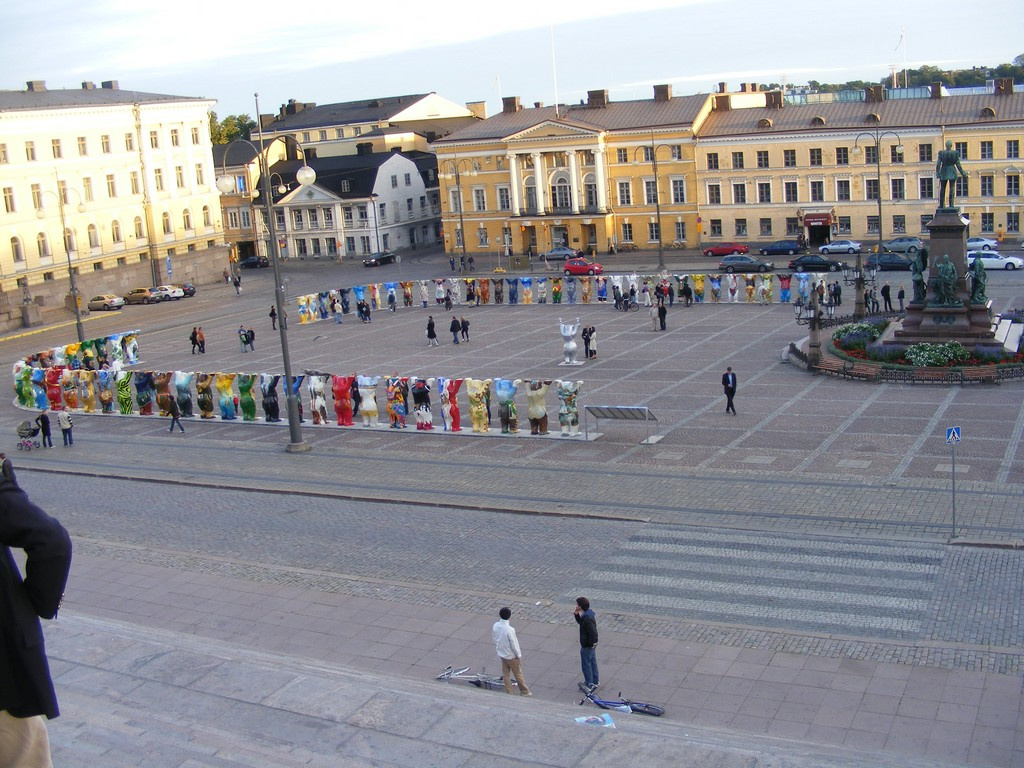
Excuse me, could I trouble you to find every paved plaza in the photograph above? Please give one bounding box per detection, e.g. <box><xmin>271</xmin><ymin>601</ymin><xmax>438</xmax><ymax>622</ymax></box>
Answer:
<box><xmin>3</xmin><ymin>250</ymin><xmax>1024</xmax><ymax>766</ymax></box>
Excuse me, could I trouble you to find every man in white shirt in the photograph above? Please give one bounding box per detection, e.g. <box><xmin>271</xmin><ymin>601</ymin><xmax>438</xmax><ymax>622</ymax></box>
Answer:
<box><xmin>492</xmin><ymin>607</ymin><xmax>532</xmax><ymax>696</ymax></box>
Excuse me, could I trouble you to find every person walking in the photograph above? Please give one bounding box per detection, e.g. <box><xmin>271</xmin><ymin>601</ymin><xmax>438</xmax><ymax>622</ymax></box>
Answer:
<box><xmin>167</xmin><ymin>394</ymin><xmax>185</xmax><ymax>433</ymax></box>
<box><xmin>449</xmin><ymin>255</ymin><xmax>456</xmax><ymax>273</ymax></box>
<box><xmin>233</xmin><ymin>275</ymin><xmax>242</xmax><ymax>295</ymax></box>
<box><xmin>574</xmin><ymin>597</ymin><xmax>599</xmax><ymax>692</ymax></box>
<box><xmin>189</xmin><ymin>327</ymin><xmax>199</xmax><ymax>354</ymax></box>
<box><xmin>333</xmin><ymin>298</ymin><xmax>344</xmax><ymax>324</ymax></box>
<box><xmin>238</xmin><ymin>325</ymin><xmax>248</xmax><ymax>353</ymax></box>
<box><xmin>649</xmin><ymin>303</ymin><xmax>658</xmax><ymax>331</ymax></box>
<box><xmin>1</xmin><ymin>452</ymin><xmax>17</xmax><ymax>486</ymax></box>
<box><xmin>56</xmin><ymin>409</ymin><xmax>73</xmax><ymax>446</ymax></box>
<box><xmin>588</xmin><ymin>325</ymin><xmax>597</xmax><ymax>359</ymax></box>
<box><xmin>269</xmin><ymin>305</ymin><xmax>278</xmax><ymax>330</ymax></box>
<box><xmin>881</xmin><ymin>282</ymin><xmax>893</xmax><ymax>312</ymax></box>
<box><xmin>492</xmin><ymin>607</ymin><xmax>532</xmax><ymax>696</ymax></box>
<box><xmin>658</xmin><ymin>301</ymin><xmax>668</xmax><ymax>331</ymax></box>
<box><xmin>833</xmin><ymin>282</ymin><xmax>842</xmax><ymax>307</ymax></box>
<box><xmin>0</xmin><ymin>481</ymin><xmax>72</xmax><ymax>768</ymax></box>
<box><xmin>35</xmin><ymin>409</ymin><xmax>52</xmax><ymax>448</ymax></box>
<box><xmin>581</xmin><ymin>324</ymin><xmax>592</xmax><ymax>359</ymax></box>
<box><xmin>897</xmin><ymin>284</ymin><xmax>906</xmax><ymax>312</ymax></box>
<box><xmin>246</xmin><ymin>327</ymin><xmax>256</xmax><ymax>352</ymax></box>
<box><xmin>449</xmin><ymin>315</ymin><xmax>461</xmax><ymax>344</ymax></box>
<box><xmin>196</xmin><ymin>327</ymin><xmax>206</xmax><ymax>354</ymax></box>
<box><xmin>722</xmin><ymin>366</ymin><xmax>737</xmax><ymax>415</ymax></box>
<box><xmin>426</xmin><ymin>316</ymin><xmax>438</xmax><ymax>347</ymax></box>
<box><xmin>460</xmin><ymin>316</ymin><xmax>470</xmax><ymax>343</ymax></box>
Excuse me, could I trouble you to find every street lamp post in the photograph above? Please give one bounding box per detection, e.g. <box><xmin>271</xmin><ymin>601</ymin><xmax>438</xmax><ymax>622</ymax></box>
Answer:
<box><xmin>38</xmin><ymin>174</ymin><xmax>85</xmax><ymax>343</ymax></box>
<box><xmin>794</xmin><ymin>288</ymin><xmax>835</xmax><ymax>366</ymax></box>
<box><xmin>633</xmin><ymin>131</ymin><xmax>669</xmax><ymax>272</ymax></box>
<box><xmin>216</xmin><ymin>93</ymin><xmax>316</xmax><ymax>453</ymax></box>
<box><xmin>370</xmin><ymin>193</ymin><xmax>382</xmax><ymax>253</ymax></box>
<box><xmin>852</xmin><ymin>129</ymin><xmax>903</xmax><ymax>319</ymax></box>
<box><xmin>439</xmin><ymin>157</ymin><xmax>476</xmax><ymax>271</ymax></box>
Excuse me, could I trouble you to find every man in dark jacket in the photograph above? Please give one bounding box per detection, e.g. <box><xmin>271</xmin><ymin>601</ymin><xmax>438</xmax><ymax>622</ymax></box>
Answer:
<box><xmin>574</xmin><ymin>596</ymin><xmax>599</xmax><ymax>692</ymax></box>
<box><xmin>449</xmin><ymin>315</ymin><xmax>461</xmax><ymax>344</ymax></box>
<box><xmin>0</xmin><ymin>479</ymin><xmax>72</xmax><ymax>764</ymax></box>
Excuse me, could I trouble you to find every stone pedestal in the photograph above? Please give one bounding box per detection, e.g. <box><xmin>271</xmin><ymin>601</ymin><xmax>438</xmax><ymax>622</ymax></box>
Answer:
<box><xmin>20</xmin><ymin>302</ymin><xmax>41</xmax><ymax>328</ymax></box>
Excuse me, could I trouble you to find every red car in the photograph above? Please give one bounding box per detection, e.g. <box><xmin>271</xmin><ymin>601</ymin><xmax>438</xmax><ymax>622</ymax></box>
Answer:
<box><xmin>703</xmin><ymin>242</ymin><xmax>749</xmax><ymax>257</ymax></box>
<box><xmin>563</xmin><ymin>257</ymin><xmax>603</xmax><ymax>276</ymax></box>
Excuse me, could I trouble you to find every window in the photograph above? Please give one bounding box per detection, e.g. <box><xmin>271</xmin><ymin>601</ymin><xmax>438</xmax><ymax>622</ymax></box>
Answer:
<box><xmin>891</xmin><ymin>178</ymin><xmax>905</xmax><ymax>200</ymax></box>
<box><xmin>919</xmin><ymin>144</ymin><xmax>932</xmax><ymax>163</ymax></box>
<box><xmin>836</xmin><ymin>179</ymin><xmax>851</xmax><ymax>201</ymax></box>
<box><xmin>644</xmin><ymin>180</ymin><xmax>658</xmax><ymax>205</ymax></box>
<box><xmin>675</xmin><ymin>221</ymin><xmax>687</xmax><ymax>241</ymax></box>
<box><xmin>786</xmin><ymin>217</ymin><xmax>800</xmax><ymax>235</ymax></box>
<box><xmin>135</xmin><ymin>217</ymin><xmax>145</xmax><ymax>238</ymax></box>
<box><xmin>980</xmin><ymin>140</ymin><xmax>993</xmax><ymax>159</ymax></box>
<box><xmin>175</xmin><ymin>166</ymin><xmax>185</xmax><ymax>188</ymax></box>
<box><xmin>227</xmin><ymin>210</ymin><xmax>239</xmax><ymax>229</ymax></box>
<box><xmin>809</xmin><ymin>181</ymin><xmax>823</xmax><ymax>202</ymax></box>
<box><xmin>111</xmin><ymin>220</ymin><xmax>122</xmax><ymax>243</ymax></box>
<box><xmin>404</xmin><ymin>173</ymin><xmax>411</xmax><ymax>186</ymax></box>
<box><xmin>292</xmin><ymin>209</ymin><xmax>304</xmax><ymax>229</ymax></box>
<box><xmin>25</xmin><ymin>141</ymin><xmax>36</xmax><ymax>161</ymax></box>
<box><xmin>419</xmin><ymin>195</ymin><xmax>427</xmax><ymax>211</ymax></box>
<box><xmin>1008</xmin><ymin>175</ymin><xmax>1020</xmax><ymax>197</ymax></box>
<box><xmin>340</xmin><ymin>180</ymin><xmax>350</xmax><ymax>193</ymax></box>
<box><xmin>731</xmin><ymin>151</ymin><xmax>744</xmax><ymax>169</ymax></box>
<box><xmin>11</xmin><ymin>237</ymin><xmax>24</xmax><ymax>262</ymax></box>
<box><xmin>37</xmin><ymin>233</ymin><xmax>50</xmax><ymax>258</ymax></box>
<box><xmin>980</xmin><ymin>175</ymin><xmax>994</xmax><ymax>196</ymax></box>
<box><xmin>981</xmin><ymin>212</ymin><xmax>994</xmax><ymax>232</ymax></box>
<box><xmin>955</xmin><ymin>142</ymin><xmax>967</xmax><ymax>160</ymax></box>
<box><xmin>296</xmin><ymin>239</ymin><xmax>308</xmax><ymax>256</ymax></box>
<box><xmin>0</xmin><ymin>144</ymin><xmax>7</xmax><ymax>163</ymax></box>
<box><xmin>647</xmin><ymin>221</ymin><xmax>660</xmax><ymax>242</ymax></box>
<box><xmin>1007</xmin><ymin>212</ymin><xmax>1020</xmax><ymax>232</ymax></box>
<box><xmin>240</xmin><ymin>209</ymin><xmax>250</xmax><ymax>228</ymax></box>
<box><xmin>757</xmin><ymin>182</ymin><xmax>771</xmax><ymax>203</ymax></box>
<box><xmin>191</xmin><ymin>127</ymin><xmax>200</xmax><ymax>145</ymax></box>
<box><xmin>756</xmin><ymin>150</ymin><xmax>769</xmax><ymax>168</ymax></box>
<box><xmin>88</xmin><ymin>224</ymin><xmax>99</xmax><ymax>248</ymax></box>
<box><xmin>585</xmin><ymin>181</ymin><xmax>598</xmax><ymax>207</ymax></box>
<box><xmin>707</xmin><ymin>184</ymin><xmax>721</xmax><ymax>205</ymax></box>
<box><xmin>1008</xmin><ymin>140</ymin><xmax>1020</xmax><ymax>159</ymax></box>
<box><xmin>864</xmin><ymin>145</ymin><xmax>878</xmax><ymax>164</ymax></box>
<box><xmin>955</xmin><ymin>176</ymin><xmax>967</xmax><ymax>198</ymax></box>
<box><xmin>892</xmin><ymin>215</ymin><xmax>906</xmax><ymax>234</ymax></box>
<box><xmin>707</xmin><ymin>152</ymin><xmax>719</xmax><ymax>170</ymax></box>
<box><xmin>836</xmin><ymin>147</ymin><xmax>849</xmax><ymax>165</ymax></box>
<box><xmin>52</xmin><ymin>139</ymin><xmax>62</xmax><ymax>158</ymax></box>
<box><xmin>759</xmin><ymin>218</ymin><xmax>772</xmax><ymax>236</ymax></box>
<box><xmin>195</xmin><ymin>164</ymin><xmax>205</xmax><ymax>186</ymax></box>
<box><xmin>867</xmin><ymin>215</ymin><xmax>879</xmax><ymax>234</ymax></box>
<box><xmin>352</xmin><ymin>127</ymin><xmax>361</xmax><ymax>137</ymax></box>
<box><xmin>31</xmin><ymin>184</ymin><xmax>42</xmax><ymax>210</ymax></box>
<box><xmin>732</xmin><ymin>183</ymin><xmax>746</xmax><ymax>204</ymax></box>
<box><xmin>336</xmin><ymin>129</ymin><xmax>345</xmax><ymax>139</ymax></box>
<box><xmin>783</xmin><ymin>149</ymin><xmax>796</xmax><ymax>167</ymax></box>
<box><xmin>616</xmin><ymin>148</ymin><xmax>628</xmax><ymax>163</ymax></box>
<box><xmin>154</xmin><ymin>169</ymin><xmax>164</xmax><ymax>191</ymax></box>
<box><xmin>406</xmin><ymin>198</ymin><xmax>413</xmax><ymax>213</ymax></box>
<box><xmin>866</xmin><ymin>178</ymin><xmax>879</xmax><ymax>200</ymax></box>
<box><xmin>77</xmin><ymin>136</ymin><xmax>87</xmax><ymax>156</ymax></box>
<box><xmin>130</xmin><ymin>171</ymin><xmax>140</xmax><ymax>195</ymax></box>
<box><xmin>125</xmin><ymin>133</ymin><xmax>135</xmax><ymax>151</ymax></box>
<box><xmin>709</xmin><ymin>219</ymin><xmax>723</xmax><ymax>236</ymax></box>
<box><xmin>99</xmin><ymin>135</ymin><xmax>110</xmax><ymax>154</ymax></box>
<box><xmin>617</xmin><ymin>181</ymin><xmax>632</xmax><ymax>205</ymax></box>
<box><xmin>391</xmin><ymin>175</ymin><xmax>398</xmax><ymax>189</ymax></box>
<box><xmin>63</xmin><ymin>228</ymin><xmax>74</xmax><ymax>252</ymax></box>
<box><xmin>671</xmin><ymin>179</ymin><xmax>686</xmax><ymax>204</ymax></box>
<box><xmin>670</xmin><ymin>145</ymin><xmax>682</xmax><ymax>161</ymax></box>
<box><xmin>621</xmin><ymin>223</ymin><xmax>633</xmax><ymax>242</ymax></box>
<box><xmin>317</xmin><ymin>130</ymin><xmax>327</xmax><ymax>142</ymax></box>
<box><xmin>920</xmin><ymin>178</ymin><xmax>934</xmax><ymax>198</ymax></box>
<box><xmin>474</xmin><ymin>188</ymin><xmax>486</xmax><ymax>211</ymax></box>
<box><xmin>162</xmin><ymin>212</ymin><xmax>172</xmax><ymax>234</ymax></box>
<box><xmin>170</xmin><ymin>129</ymin><xmax>180</xmax><ymax>147</ymax></box>
<box><xmin>734</xmin><ymin>218</ymin><xmax>747</xmax><ymax>236</ymax></box>
<box><xmin>784</xmin><ymin>181</ymin><xmax>798</xmax><ymax>202</ymax></box>
<box><xmin>809</xmin><ymin>148</ymin><xmax>822</xmax><ymax>166</ymax></box>
<box><xmin>149</xmin><ymin>130</ymin><xmax>159</xmax><ymax>149</ymax></box>
<box><xmin>3</xmin><ymin>187</ymin><xmax>14</xmax><ymax>213</ymax></box>
<box><xmin>642</xmin><ymin>146</ymin><xmax>654</xmax><ymax>162</ymax></box>
<box><xmin>890</xmin><ymin>145</ymin><xmax>903</xmax><ymax>163</ymax></box>
<box><xmin>183</xmin><ymin>209</ymin><xmax>192</xmax><ymax>230</ymax></box>
<box><xmin>920</xmin><ymin>214</ymin><xmax>933</xmax><ymax>231</ymax></box>
<box><xmin>837</xmin><ymin>216</ymin><xmax>852</xmax><ymax>235</ymax></box>
<box><xmin>106</xmin><ymin>174</ymin><xmax>116</xmax><ymax>197</ymax></box>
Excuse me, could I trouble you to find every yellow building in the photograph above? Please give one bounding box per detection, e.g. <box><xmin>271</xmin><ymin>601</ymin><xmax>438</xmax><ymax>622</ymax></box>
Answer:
<box><xmin>433</xmin><ymin>86</ymin><xmax>706</xmax><ymax>259</ymax></box>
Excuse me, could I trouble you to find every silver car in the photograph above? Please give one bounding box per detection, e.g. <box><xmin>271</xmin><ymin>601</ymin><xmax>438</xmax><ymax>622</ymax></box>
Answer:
<box><xmin>819</xmin><ymin>240</ymin><xmax>861</xmax><ymax>254</ymax></box>
<box><xmin>882</xmin><ymin>236</ymin><xmax>924</xmax><ymax>253</ymax></box>
<box><xmin>967</xmin><ymin>251</ymin><xmax>1024</xmax><ymax>270</ymax></box>
<box><xmin>87</xmin><ymin>294</ymin><xmax>125</xmax><ymax>311</ymax></box>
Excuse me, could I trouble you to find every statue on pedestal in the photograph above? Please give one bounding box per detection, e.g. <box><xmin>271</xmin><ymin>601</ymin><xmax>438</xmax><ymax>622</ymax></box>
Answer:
<box><xmin>936</xmin><ymin>140</ymin><xmax>967</xmax><ymax>209</ymax></box>
<box><xmin>331</xmin><ymin>374</ymin><xmax>356</xmax><ymax>426</ymax></box>
<box><xmin>410</xmin><ymin>377</ymin><xmax>435</xmax><ymax>430</ymax></box>
<box><xmin>928</xmin><ymin>254</ymin><xmax>960</xmax><ymax>307</ymax></box>
<box><xmin>116</xmin><ymin>370</ymin><xmax>135</xmax><ymax>415</ymax></box>
<box><xmin>558</xmin><ymin>317</ymin><xmax>582</xmax><ymax>365</ymax></box>
<box><xmin>438</xmin><ymin>377</ymin><xmax>463</xmax><ymax>431</ymax></box>
<box><xmin>174</xmin><ymin>371</ymin><xmax>195</xmax><ymax>418</ymax></box>
<box><xmin>526</xmin><ymin>380</ymin><xmax>552</xmax><ymax>435</ymax></box>
<box><xmin>97</xmin><ymin>370</ymin><xmax>115</xmax><ymax>413</ymax></box>
<box><xmin>555</xmin><ymin>379</ymin><xmax>583</xmax><ymax>437</ymax></box>
<box><xmin>494</xmin><ymin>378</ymin><xmax>522</xmax><ymax>434</ymax></box>
<box><xmin>968</xmin><ymin>256</ymin><xmax>988</xmax><ymax>305</ymax></box>
<box><xmin>215</xmin><ymin>373</ymin><xmax>237</xmax><ymax>420</ymax></box>
<box><xmin>260</xmin><ymin>374</ymin><xmax>281</xmax><ymax>422</ymax></box>
<box><xmin>465</xmin><ymin>378</ymin><xmax>491</xmax><ymax>433</ymax></box>
<box><xmin>356</xmin><ymin>374</ymin><xmax>380</xmax><ymax>427</ymax></box>
<box><xmin>237</xmin><ymin>374</ymin><xmax>257</xmax><ymax>421</ymax></box>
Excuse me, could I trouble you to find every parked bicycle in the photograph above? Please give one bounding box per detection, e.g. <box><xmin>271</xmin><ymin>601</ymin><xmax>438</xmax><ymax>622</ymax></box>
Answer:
<box><xmin>577</xmin><ymin>683</ymin><xmax>665</xmax><ymax>716</ymax></box>
<box><xmin>436</xmin><ymin>665</ymin><xmax>515</xmax><ymax>692</ymax></box>
<box><xmin>618</xmin><ymin>242</ymin><xmax>640</xmax><ymax>252</ymax></box>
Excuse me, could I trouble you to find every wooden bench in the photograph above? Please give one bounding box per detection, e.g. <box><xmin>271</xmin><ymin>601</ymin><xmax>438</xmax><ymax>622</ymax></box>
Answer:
<box><xmin>912</xmin><ymin>368</ymin><xmax>959</xmax><ymax>384</ymax></box>
<box><xmin>849</xmin><ymin>363</ymin><xmax>879</xmax><ymax>381</ymax></box>
<box><xmin>962</xmin><ymin>366</ymin><xmax>997</xmax><ymax>384</ymax></box>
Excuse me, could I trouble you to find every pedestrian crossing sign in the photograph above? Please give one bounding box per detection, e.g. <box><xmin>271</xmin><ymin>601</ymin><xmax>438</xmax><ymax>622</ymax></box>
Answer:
<box><xmin>946</xmin><ymin>426</ymin><xmax>961</xmax><ymax>444</ymax></box>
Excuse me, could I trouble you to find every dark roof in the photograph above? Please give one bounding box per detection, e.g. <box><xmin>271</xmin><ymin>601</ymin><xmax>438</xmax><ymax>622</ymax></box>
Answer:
<box><xmin>212</xmin><ymin>143</ymin><xmax>259</xmax><ymax>169</ymax></box>
<box><xmin>266</xmin><ymin>150</ymin><xmax>437</xmax><ymax>201</ymax></box>
<box><xmin>0</xmin><ymin>84</ymin><xmax>209</xmax><ymax>111</ymax></box>
<box><xmin>697</xmin><ymin>91</ymin><xmax>1024</xmax><ymax>137</ymax></box>
<box><xmin>436</xmin><ymin>93</ymin><xmax>709</xmax><ymax>143</ymax></box>
<box><xmin>263</xmin><ymin>94</ymin><xmax>432</xmax><ymax>132</ymax></box>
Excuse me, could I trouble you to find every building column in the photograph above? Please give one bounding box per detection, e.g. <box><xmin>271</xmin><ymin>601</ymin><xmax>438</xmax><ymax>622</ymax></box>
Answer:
<box><xmin>594</xmin><ymin>144</ymin><xmax>608</xmax><ymax>210</ymax></box>
<box><xmin>507</xmin><ymin>154</ymin><xmax>521</xmax><ymax>216</ymax></box>
<box><xmin>567</xmin><ymin>150</ymin><xmax>581</xmax><ymax>214</ymax></box>
<box><xmin>531</xmin><ymin>151</ymin><xmax>547</xmax><ymax>214</ymax></box>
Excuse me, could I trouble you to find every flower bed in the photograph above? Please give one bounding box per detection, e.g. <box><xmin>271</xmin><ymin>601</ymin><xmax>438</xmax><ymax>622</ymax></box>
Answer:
<box><xmin>830</xmin><ymin>322</ymin><xmax>1023</xmax><ymax>367</ymax></box>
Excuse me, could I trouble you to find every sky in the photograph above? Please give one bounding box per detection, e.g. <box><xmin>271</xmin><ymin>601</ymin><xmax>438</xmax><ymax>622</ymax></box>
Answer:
<box><xmin>4</xmin><ymin>0</ymin><xmax>1022</xmax><ymax>120</ymax></box>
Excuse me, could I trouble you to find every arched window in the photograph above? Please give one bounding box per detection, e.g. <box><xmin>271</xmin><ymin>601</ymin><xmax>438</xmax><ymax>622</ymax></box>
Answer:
<box><xmin>202</xmin><ymin>205</ymin><xmax>212</xmax><ymax>226</ymax></box>
<box><xmin>550</xmin><ymin>173</ymin><xmax>572</xmax><ymax>210</ymax></box>
<box><xmin>111</xmin><ymin>220</ymin><xmax>122</xmax><ymax>243</ymax></box>
<box><xmin>162</xmin><ymin>212</ymin><xmax>172</xmax><ymax>234</ymax></box>
<box><xmin>11</xmin><ymin>236</ymin><xmax>24</xmax><ymax>262</ymax></box>
<box><xmin>37</xmin><ymin>233</ymin><xmax>50</xmax><ymax>258</ymax></box>
<box><xmin>524</xmin><ymin>177</ymin><xmax>537</xmax><ymax>212</ymax></box>
<box><xmin>63</xmin><ymin>228</ymin><xmax>75</xmax><ymax>252</ymax></box>
<box><xmin>183</xmin><ymin>208</ymin><xmax>193</xmax><ymax>230</ymax></box>
<box><xmin>980</xmin><ymin>106</ymin><xmax>996</xmax><ymax>117</ymax></box>
<box><xmin>134</xmin><ymin>217</ymin><xmax>145</xmax><ymax>238</ymax></box>
<box><xmin>757</xmin><ymin>118</ymin><xmax>773</xmax><ymax>129</ymax></box>
<box><xmin>88</xmin><ymin>224</ymin><xmax>100</xmax><ymax>248</ymax></box>
<box><xmin>811</xmin><ymin>116</ymin><xmax>826</xmax><ymax>126</ymax></box>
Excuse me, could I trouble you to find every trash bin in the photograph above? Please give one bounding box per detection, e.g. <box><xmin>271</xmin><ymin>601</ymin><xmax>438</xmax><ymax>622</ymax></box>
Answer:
<box><xmin>510</xmin><ymin>255</ymin><xmax>528</xmax><ymax>271</ymax></box>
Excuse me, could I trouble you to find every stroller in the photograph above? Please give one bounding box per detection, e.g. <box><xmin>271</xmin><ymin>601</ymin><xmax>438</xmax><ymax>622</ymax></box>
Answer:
<box><xmin>17</xmin><ymin>420</ymin><xmax>41</xmax><ymax>451</ymax></box>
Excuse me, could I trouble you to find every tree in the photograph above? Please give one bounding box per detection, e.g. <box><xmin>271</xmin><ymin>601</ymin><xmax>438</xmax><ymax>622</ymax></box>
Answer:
<box><xmin>208</xmin><ymin>112</ymin><xmax>257</xmax><ymax>144</ymax></box>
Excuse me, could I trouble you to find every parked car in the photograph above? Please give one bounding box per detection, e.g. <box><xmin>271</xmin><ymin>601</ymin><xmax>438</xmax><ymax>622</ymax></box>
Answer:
<box><xmin>178</xmin><ymin>283</ymin><xmax>196</xmax><ymax>297</ymax></box>
<box><xmin>759</xmin><ymin>240</ymin><xmax>805</xmax><ymax>256</ymax></box>
<box><xmin>541</xmin><ymin>246</ymin><xmax>579</xmax><ymax>261</ymax></box>
<box><xmin>124</xmin><ymin>287</ymin><xmax>161</xmax><ymax>305</ymax></box>
<box><xmin>563</xmin><ymin>257</ymin><xmax>603</xmax><ymax>276</ymax></box>
<box><xmin>967</xmin><ymin>251</ymin><xmax>1024</xmax><ymax>270</ymax></box>
<box><xmin>153</xmin><ymin>285</ymin><xmax>185</xmax><ymax>300</ymax></box>
<box><xmin>87</xmin><ymin>294</ymin><xmax>125</xmax><ymax>311</ymax></box>
<box><xmin>703</xmin><ymin>242</ymin><xmax>749</xmax><ymax>257</ymax></box>
<box><xmin>717</xmin><ymin>254</ymin><xmax>774</xmax><ymax>273</ymax></box>
<box><xmin>362</xmin><ymin>252</ymin><xmax>396</xmax><ymax>267</ymax></box>
<box><xmin>865</xmin><ymin>252</ymin><xmax>912</xmax><ymax>271</ymax></box>
<box><xmin>238</xmin><ymin>256</ymin><xmax>269</xmax><ymax>268</ymax></box>
<box><xmin>967</xmin><ymin>237</ymin><xmax>999</xmax><ymax>251</ymax></box>
<box><xmin>819</xmin><ymin>240</ymin><xmax>862</xmax><ymax>255</ymax></box>
<box><xmin>882</xmin><ymin>236</ymin><xmax>924</xmax><ymax>254</ymax></box>
<box><xmin>788</xmin><ymin>254</ymin><xmax>847</xmax><ymax>272</ymax></box>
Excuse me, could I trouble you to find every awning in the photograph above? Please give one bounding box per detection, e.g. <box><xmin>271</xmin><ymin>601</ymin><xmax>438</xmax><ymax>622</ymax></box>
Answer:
<box><xmin>804</xmin><ymin>213</ymin><xmax>832</xmax><ymax>226</ymax></box>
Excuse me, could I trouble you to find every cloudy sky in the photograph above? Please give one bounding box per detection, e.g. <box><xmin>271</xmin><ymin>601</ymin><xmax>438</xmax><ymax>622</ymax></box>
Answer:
<box><xmin>4</xmin><ymin>0</ymin><xmax>1022</xmax><ymax>119</ymax></box>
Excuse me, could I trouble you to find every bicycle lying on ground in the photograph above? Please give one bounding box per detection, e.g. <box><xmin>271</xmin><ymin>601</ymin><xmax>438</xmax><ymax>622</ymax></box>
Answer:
<box><xmin>437</xmin><ymin>665</ymin><xmax>515</xmax><ymax>691</ymax></box>
<box><xmin>577</xmin><ymin>683</ymin><xmax>665</xmax><ymax>716</ymax></box>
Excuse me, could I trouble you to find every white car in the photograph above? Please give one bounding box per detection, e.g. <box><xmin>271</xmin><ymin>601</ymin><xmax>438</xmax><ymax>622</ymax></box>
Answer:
<box><xmin>967</xmin><ymin>237</ymin><xmax>999</xmax><ymax>251</ymax></box>
<box><xmin>819</xmin><ymin>240</ymin><xmax>862</xmax><ymax>255</ymax></box>
<box><xmin>967</xmin><ymin>251</ymin><xmax>1024</xmax><ymax>270</ymax></box>
<box><xmin>152</xmin><ymin>284</ymin><xmax>185</xmax><ymax>300</ymax></box>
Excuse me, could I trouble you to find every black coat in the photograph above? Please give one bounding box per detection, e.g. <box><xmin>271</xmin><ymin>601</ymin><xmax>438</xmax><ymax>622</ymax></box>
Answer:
<box><xmin>0</xmin><ymin>481</ymin><xmax>72</xmax><ymax>719</ymax></box>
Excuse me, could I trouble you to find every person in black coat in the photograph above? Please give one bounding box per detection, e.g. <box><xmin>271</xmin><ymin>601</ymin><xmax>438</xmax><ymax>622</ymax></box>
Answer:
<box><xmin>0</xmin><ymin>478</ymin><xmax>72</xmax><ymax>763</ymax></box>
<box><xmin>449</xmin><ymin>315</ymin><xmax>461</xmax><ymax>344</ymax></box>
<box><xmin>721</xmin><ymin>366</ymin><xmax>737</xmax><ymax>415</ymax></box>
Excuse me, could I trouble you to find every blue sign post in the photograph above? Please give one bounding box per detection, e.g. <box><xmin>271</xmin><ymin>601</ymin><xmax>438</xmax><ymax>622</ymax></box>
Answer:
<box><xmin>946</xmin><ymin>426</ymin><xmax>961</xmax><ymax>538</ymax></box>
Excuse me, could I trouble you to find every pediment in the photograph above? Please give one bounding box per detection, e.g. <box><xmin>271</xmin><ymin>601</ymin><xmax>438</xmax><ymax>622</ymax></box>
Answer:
<box><xmin>278</xmin><ymin>184</ymin><xmax>339</xmax><ymax>205</ymax></box>
<box><xmin>506</xmin><ymin>121</ymin><xmax>600</xmax><ymax>142</ymax></box>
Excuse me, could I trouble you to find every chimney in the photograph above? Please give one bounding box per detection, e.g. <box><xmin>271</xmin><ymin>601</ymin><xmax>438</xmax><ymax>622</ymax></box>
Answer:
<box><xmin>534</xmin><ymin>101</ymin><xmax>545</xmax><ymax>109</ymax></box>
<box><xmin>749</xmin><ymin>83</ymin><xmax>759</xmax><ymax>92</ymax></box>
<box><xmin>100</xmin><ymin>80</ymin><xmax>119</xmax><ymax>90</ymax></box>
<box><xmin>465</xmin><ymin>100</ymin><xmax>487</xmax><ymax>119</ymax></box>
<box><xmin>714</xmin><ymin>94</ymin><xmax>731</xmax><ymax>111</ymax></box>
<box><xmin>356</xmin><ymin>142</ymin><xmax>373</xmax><ymax>155</ymax></box>
<box><xmin>81</xmin><ymin>82</ymin><xmax>96</xmax><ymax>90</ymax></box>
<box><xmin>765</xmin><ymin>91</ymin><xmax>784</xmax><ymax>109</ymax></box>
<box><xmin>864</xmin><ymin>85</ymin><xmax>884</xmax><ymax>103</ymax></box>
<box><xmin>587</xmin><ymin>89</ymin><xmax>609</xmax><ymax>108</ymax></box>
<box><xmin>653</xmin><ymin>84</ymin><xmax>672</xmax><ymax>102</ymax></box>
<box><xmin>26</xmin><ymin>80</ymin><xmax>46</xmax><ymax>92</ymax></box>
<box><xmin>501</xmin><ymin>96</ymin><xmax>521</xmax><ymax>114</ymax></box>
<box><xmin>994</xmin><ymin>77</ymin><xmax>1014</xmax><ymax>96</ymax></box>
<box><xmin>930</xmin><ymin>82</ymin><xmax>944</xmax><ymax>99</ymax></box>
<box><xmin>718</xmin><ymin>82</ymin><xmax>728</xmax><ymax>94</ymax></box>
<box><xmin>739</xmin><ymin>83</ymin><xmax>748</xmax><ymax>93</ymax></box>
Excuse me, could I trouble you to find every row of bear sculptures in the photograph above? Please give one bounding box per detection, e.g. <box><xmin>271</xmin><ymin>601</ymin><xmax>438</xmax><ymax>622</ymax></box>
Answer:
<box><xmin>14</xmin><ymin>369</ymin><xmax>585</xmax><ymax>437</ymax></box>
